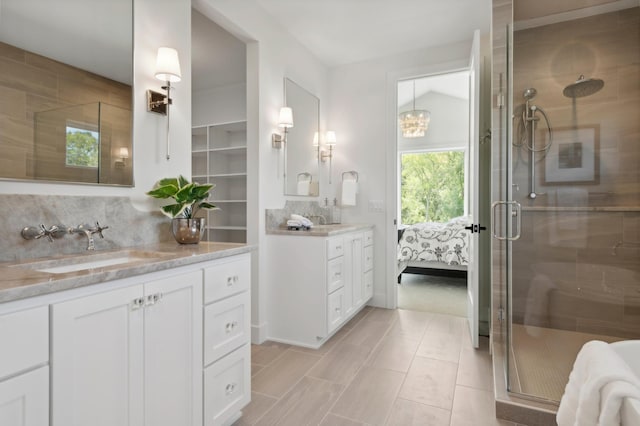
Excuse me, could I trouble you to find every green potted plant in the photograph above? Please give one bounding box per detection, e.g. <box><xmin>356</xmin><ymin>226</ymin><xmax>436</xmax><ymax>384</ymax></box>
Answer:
<box><xmin>146</xmin><ymin>175</ymin><xmax>217</xmax><ymax>244</ymax></box>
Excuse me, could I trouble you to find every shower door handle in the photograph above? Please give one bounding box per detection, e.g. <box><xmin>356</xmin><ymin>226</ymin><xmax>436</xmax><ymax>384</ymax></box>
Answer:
<box><xmin>491</xmin><ymin>201</ymin><xmax>521</xmax><ymax>241</ymax></box>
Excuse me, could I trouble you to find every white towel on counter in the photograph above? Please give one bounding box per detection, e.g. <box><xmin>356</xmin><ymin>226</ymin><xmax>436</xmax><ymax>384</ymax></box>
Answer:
<box><xmin>341</xmin><ymin>178</ymin><xmax>358</xmax><ymax>206</ymax></box>
<box><xmin>557</xmin><ymin>340</ymin><xmax>640</xmax><ymax>426</ymax></box>
<box><xmin>297</xmin><ymin>180</ymin><xmax>310</xmax><ymax>196</ymax></box>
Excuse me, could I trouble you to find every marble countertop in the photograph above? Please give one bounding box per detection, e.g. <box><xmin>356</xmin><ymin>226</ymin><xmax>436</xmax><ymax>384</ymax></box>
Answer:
<box><xmin>266</xmin><ymin>223</ymin><xmax>374</xmax><ymax>237</ymax></box>
<box><xmin>0</xmin><ymin>242</ymin><xmax>255</xmax><ymax>304</ymax></box>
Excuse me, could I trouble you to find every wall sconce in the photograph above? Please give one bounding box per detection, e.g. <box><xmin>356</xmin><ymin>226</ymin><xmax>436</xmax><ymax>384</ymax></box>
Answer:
<box><xmin>272</xmin><ymin>107</ymin><xmax>293</xmax><ymax>149</ymax></box>
<box><xmin>147</xmin><ymin>47</ymin><xmax>182</xmax><ymax>160</ymax></box>
<box><xmin>321</xmin><ymin>131</ymin><xmax>337</xmax><ymax>183</ymax></box>
<box><xmin>114</xmin><ymin>147</ymin><xmax>129</xmax><ymax>168</ymax></box>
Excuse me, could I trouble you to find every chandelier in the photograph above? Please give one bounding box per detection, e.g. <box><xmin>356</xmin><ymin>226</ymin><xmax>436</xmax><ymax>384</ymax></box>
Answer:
<box><xmin>399</xmin><ymin>80</ymin><xmax>430</xmax><ymax>138</ymax></box>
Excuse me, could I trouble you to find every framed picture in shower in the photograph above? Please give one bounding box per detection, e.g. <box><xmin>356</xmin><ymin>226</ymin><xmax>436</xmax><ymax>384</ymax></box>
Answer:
<box><xmin>543</xmin><ymin>125</ymin><xmax>599</xmax><ymax>185</ymax></box>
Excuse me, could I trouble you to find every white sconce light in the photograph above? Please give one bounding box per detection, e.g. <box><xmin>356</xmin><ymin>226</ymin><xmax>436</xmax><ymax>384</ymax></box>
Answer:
<box><xmin>321</xmin><ymin>131</ymin><xmax>337</xmax><ymax>183</ymax></box>
<box><xmin>272</xmin><ymin>107</ymin><xmax>294</xmax><ymax>149</ymax></box>
<box><xmin>147</xmin><ymin>47</ymin><xmax>182</xmax><ymax>160</ymax></box>
<box><xmin>114</xmin><ymin>147</ymin><xmax>129</xmax><ymax>168</ymax></box>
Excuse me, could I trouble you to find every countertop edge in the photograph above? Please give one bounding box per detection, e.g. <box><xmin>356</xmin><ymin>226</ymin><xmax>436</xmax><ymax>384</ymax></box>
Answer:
<box><xmin>0</xmin><ymin>243</ymin><xmax>256</xmax><ymax>304</ymax></box>
<box><xmin>266</xmin><ymin>223</ymin><xmax>374</xmax><ymax>237</ymax></box>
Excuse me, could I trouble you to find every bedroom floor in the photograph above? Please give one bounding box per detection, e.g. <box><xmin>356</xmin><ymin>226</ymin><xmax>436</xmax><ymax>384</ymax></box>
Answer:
<box><xmin>397</xmin><ymin>273</ymin><xmax>467</xmax><ymax>317</ymax></box>
<box><xmin>237</xmin><ymin>307</ymin><xmax>519</xmax><ymax>426</ymax></box>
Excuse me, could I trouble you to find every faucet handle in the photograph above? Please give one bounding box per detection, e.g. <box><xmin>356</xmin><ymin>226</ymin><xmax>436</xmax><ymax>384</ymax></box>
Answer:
<box><xmin>94</xmin><ymin>221</ymin><xmax>109</xmax><ymax>239</ymax></box>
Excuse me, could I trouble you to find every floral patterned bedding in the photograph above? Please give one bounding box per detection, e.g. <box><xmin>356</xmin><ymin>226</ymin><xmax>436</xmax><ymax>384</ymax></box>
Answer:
<box><xmin>397</xmin><ymin>216</ymin><xmax>470</xmax><ymax>266</ymax></box>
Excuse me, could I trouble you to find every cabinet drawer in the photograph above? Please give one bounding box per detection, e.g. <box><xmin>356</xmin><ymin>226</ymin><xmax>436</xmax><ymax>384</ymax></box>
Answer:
<box><xmin>204</xmin><ymin>291</ymin><xmax>250</xmax><ymax>366</ymax></box>
<box><xmin>327</xmin><ymin>236</ymin><xmax>344</xmax><ymax>260</ymax></box>
<box><xmin>364</xmin><ymin>230</ymin><xmax>374</xmax><ymax>246</ymax></box>
<box><xmin>0</xmin><ymin>365</ymin><xmax>49</xmax><ymax>425</ymax></box>
<box><xmin>364</xmin><ymin>270</ymin><xmax>373</xmax><ymax>300</ymax></box>
<box><xmin>204</xmin><ymin>254</ymin><xmax>251</xmax><ymax>304</ymax></box>
<box><xmin>327</xmin><ymin>287</ymin><xmax>345</xmax><ymax>333</ymax></box>
<box><xmin>327</xmin><ymin>257</ymin><xmax>344</xmax><ymax>294</ymax></box>
<box><xmin>0</xmin><ymin>306</ymin><xmax>48</xmax><ymax>380</ymax></box>
<box><xmin>364</xmin><ymin>246</ymin><xmax>374</xmax><ymax>272</ymax></box>
<box><xmin>204</xmin><ymin>344</ymin><xmax>250</xmax><ymax>426</ymax></box>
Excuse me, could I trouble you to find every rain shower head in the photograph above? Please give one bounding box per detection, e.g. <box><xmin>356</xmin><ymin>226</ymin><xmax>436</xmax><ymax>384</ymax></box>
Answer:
<box><xmin>563</xmin><ymin>75</ymin><xmax>604</xmax><ymax>98</ymax></box>
<box><xmin>523</xmin><ymin>88</ymin><xmax>537</xmax><ymax>100</ymax></box>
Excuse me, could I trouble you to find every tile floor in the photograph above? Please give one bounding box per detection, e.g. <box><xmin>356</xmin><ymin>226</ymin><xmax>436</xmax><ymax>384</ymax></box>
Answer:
<box><xmin>235</xmin><ymin>307</ymin><xmax>525</xmax><ymax>426</ymax></box>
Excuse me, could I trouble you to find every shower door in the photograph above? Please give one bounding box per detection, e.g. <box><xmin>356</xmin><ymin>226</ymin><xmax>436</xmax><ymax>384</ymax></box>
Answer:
<box><xmin>502</xmin><ymin>1</ymin><xmax>640</xmax><ymax>403</ymax></box>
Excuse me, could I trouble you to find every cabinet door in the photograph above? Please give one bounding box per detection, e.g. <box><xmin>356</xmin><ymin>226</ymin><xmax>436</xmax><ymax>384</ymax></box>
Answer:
<box><xmin>144</xmin><ymin>270</ymin><xmax>203</xmax><ymax>426</ymax></box>
<box><xmin>204</xmin><ymin>291</ymin><xmax>250</xmax><ymax>367</ymax></box>
<box><xmin>327</xmin><ymin>287</ymin><xmax>345</xmax><ymax>333</ymax></box>
<box><xmin>0</xmin><ymin>366</ymin><xmax>48</xmax><ymax>426</ymax></box>
<box><xmin>52</xmin><ymin>285</ymin><xmax>144</xmax><ymax>426</ymax></box>
<box><xmin>204</xmin><ymin>344</ymin><xmax>250</xmax><ymax>426</ymax></box>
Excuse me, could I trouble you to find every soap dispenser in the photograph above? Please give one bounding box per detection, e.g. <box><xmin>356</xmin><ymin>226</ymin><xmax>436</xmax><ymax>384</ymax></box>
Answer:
<box><xmin>331</xmin><ymin>198</ymin><xmax>341</xmax><ymax>224</ymax></box>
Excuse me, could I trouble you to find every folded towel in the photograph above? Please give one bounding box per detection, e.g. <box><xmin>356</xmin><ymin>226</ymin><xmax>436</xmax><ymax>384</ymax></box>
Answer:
<box><xmin>297</xmin><ymin>180</ymin><xmax>310</xmax><ymax>196</ymax></box>
<box><xmin>287</xmin><ymin>219</ymin><xmax>302</xmax><ymax>227</ymax></box>
<box><xmin>557</xmin><ymin>340</ymin><xmax>640</xmax><ymax>426</ymax></box>
<box><xmin>341</xmin><ymin>178</ymin><xmax>358</xmax><ymax>206</ymax></box>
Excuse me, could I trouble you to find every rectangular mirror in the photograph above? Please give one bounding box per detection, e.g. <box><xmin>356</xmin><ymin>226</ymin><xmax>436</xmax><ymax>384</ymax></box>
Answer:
<box><xmin>0</xmin><ymin>0</ymin><xmax>133</xmax><ymax>186</ymax></box>
<box><xmin>284</xmin><ymin>78</ymin><xmax>319</xmax><ymax>196</ymax></box>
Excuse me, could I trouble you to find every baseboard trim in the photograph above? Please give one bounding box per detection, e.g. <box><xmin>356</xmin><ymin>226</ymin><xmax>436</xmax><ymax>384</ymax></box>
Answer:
<box><xmin>251</xmin><ymin>322</ymin><xmax>267</xmax><ymax>344</ymax></box>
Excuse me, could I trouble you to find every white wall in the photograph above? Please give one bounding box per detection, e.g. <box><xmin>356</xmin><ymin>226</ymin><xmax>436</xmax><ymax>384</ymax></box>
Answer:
<box><xmin>192</xmin><ymin>83</ymin><xmax>247</xmax><ymax>126</ymax></box>
<box><xmin>0</xmin><ymin>0</ymin><xmax>192</xmax><ymax>211</ymax></box>
<box><xmin>328</xmin><ymin>41</ymin><xmax>472</xmax><ymax>308</ymax></box>
<box><xmin>195</xmin><ymin>0</ymin><xmax>330</xmax><ymax>342</ymax></box>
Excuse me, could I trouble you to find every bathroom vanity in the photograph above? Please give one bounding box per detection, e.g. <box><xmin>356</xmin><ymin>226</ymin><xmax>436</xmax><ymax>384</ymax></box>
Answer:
<box><xmin>265</xmin><ymin>224</ymin><xmax>374</xmax><ymax>348</ymax></box>
<box><xmin>0</xmin><ymin>242</ymin><xmax>253</xmax><ymax>426</ymax></box>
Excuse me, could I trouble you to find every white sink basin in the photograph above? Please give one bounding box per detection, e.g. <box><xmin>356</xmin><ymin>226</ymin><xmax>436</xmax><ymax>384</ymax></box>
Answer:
<box><xmin>13</xmin><ymin>250</ymin><xmax>169</xmax><ymax>274</ymax></box>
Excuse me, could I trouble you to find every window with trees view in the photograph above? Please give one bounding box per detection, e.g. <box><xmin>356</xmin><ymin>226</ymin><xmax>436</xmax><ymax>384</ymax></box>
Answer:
<box><xmin>401</xmin><ymin>150</ymin><xmax>464</xmax><ymax>224</ymax></box>
<box><xmin>65</xmin><ymin>126</ymin><xmax>99</xmax><ymax>168</ymax></box>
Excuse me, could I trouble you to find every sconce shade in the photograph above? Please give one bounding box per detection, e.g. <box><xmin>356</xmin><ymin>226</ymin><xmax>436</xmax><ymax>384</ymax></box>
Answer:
<box><xmin>326</xmin><ymin>131</ymin><xmax>337</xmax><ymax>146</ymax></box>
<box><xmin>155</xmin><ymin>47</ymin><xmax>182</xmax><ymax>83</ymax></box>
<box><xmin>278</xmin><ymin>107</ymin><xmax>294</xmax><ymax>128</ymax></box>
<box><xmin>118</xmin><ymin>147</ymin><xmax>130</xmax><ymax>159</ymax></box>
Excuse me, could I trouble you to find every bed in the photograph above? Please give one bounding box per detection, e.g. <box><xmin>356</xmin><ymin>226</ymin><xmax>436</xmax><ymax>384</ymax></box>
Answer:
<box><xmin>397</xmin><ymin>216</ymin><xmax>470</xmax><ymax>282</ymax></box>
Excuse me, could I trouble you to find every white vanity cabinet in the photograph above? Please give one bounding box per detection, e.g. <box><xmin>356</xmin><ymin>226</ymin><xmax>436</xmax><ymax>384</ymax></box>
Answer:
<box><xmin>0</xmin><ymin>306</ymin><xmax>49</xmax><ymax>426</ymax></box>
<box><xmin>51</xmin><ymin>270</ymin><xmax>203</xmax><ymax>426</ymax></box>
<box><xmin>266</xmin><ymin>227</ymin><xmax>373</xmax><ymax>348</ymax></box>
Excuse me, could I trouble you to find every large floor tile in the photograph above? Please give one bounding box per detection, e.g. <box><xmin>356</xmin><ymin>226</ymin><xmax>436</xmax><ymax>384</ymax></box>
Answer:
<box><xmin>456</xmin><ymin>346</ymin><xmax>493</xmax><ymax>391</ymax></box>
<box><xmin>343</xmin><ymin>318</ymin><xmax>392</xmax><ymax>350</ymax></box>
<box><xmin>364</xmin><ymin>307</ymin><xmax>398</xmax><ymax>324</ymax></box>
<box><xmin>398</xmin><ymin>355</ymin><xmax>459</xmax><ymax>410</ymax></box>
<box><xmin>427</xmin><ymin>313</ymin><xmax>466</xmax><ymax>335</ymax></box>
<box><xmin>252</xmin><ymin>350</ymin><xmax>321</xmax><ymax>397</ymax></box>
<box><xmin>417</xmin><ymin>330</ymin><xmax>463</xmax><ymax>363</ymax></box>
<box><xmin>307</xmin><ymin>342</ymin><xmax>371</xmax><ymax>385</ymax></box>
<box><xmin>385</xmin><ymin>397</ymin><xmax>451</xmax><ymax>426</ymax></box>
<box><xmin>233</xmin><ymin>392</ymin><xmax>278</xmax><ymax>426</ymax></box>
<box><xmin>256</xmin><ymin>376</ymin><xmax>344</xmax><ymax>426</ymax></box>
<box><xmin>290</xmin><ymin>324</ymin><xmax>352</xmax><ymax>356</ymax></box>
<box><xmin>331</xmin><ymin>366</ymin><xmax>405</xmax><ymax>425</ymax></box>
<box><xmin>251</xmin><ymin>341</ymin><xmax>291</xmax><ymax>366</ymax></box>
<box><xmin>319</xmin><ymin>414</ymin><xmax>369</xmax><ymax>426</ymax></box>
<box><xmin>366</xmin><ymin>334</ymin><xmax>420</xmax><ymax>373</ymax></box>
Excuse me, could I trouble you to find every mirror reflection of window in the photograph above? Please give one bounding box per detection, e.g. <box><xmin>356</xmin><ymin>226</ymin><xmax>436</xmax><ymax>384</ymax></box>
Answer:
<box><xmin>65</xmin><ymin>126</ymin><xmax>100</xmax><ymax>168</ymax></box>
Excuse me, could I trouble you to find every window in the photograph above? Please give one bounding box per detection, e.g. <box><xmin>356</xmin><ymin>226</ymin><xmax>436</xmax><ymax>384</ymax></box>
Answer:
<box><xmin>65</xmin><ymin>125</ymin><xmax>99</xmax><ymax>168</ymax></box>
<box><xmin>400</xmin><ymin>150</ymin><xmax>464</xmax><ymax>224</ymax></box>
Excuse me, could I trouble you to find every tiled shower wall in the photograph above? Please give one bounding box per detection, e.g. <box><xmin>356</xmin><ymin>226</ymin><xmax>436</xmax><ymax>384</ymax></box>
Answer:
<box><xmin>511</xmin><ymin>8</ymin><xmax>640</xmax><ymax>337</ymax></box>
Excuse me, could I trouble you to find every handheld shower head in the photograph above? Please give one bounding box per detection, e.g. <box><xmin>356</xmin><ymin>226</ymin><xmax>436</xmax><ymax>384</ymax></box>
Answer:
<box><xmin>563</xmin><ymin>75</ymin><xmax>604</xmax><ymax>98</ymax></box>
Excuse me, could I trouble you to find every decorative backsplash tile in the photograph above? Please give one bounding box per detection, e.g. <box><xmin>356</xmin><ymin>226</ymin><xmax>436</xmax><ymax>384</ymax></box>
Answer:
<box><xmin>0</xmin><ymin>194</ymin><xmax>172</xmax><ymax>262</ymax></box>
<box><xmin>265</xmin><ymin>200</ymin><xmax>331</xmax><ymax>230</ymax></box>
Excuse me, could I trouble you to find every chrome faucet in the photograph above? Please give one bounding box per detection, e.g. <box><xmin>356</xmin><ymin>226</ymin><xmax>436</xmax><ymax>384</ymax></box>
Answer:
<box><xmin>21</xmin><ymin>224</ymin><xmax>67</xmax><ymax>242</ymax></box>
<box><xmin>70</xmin><ymin>222</ymin><xmax>109</xmax><ymax>250</ymax></box>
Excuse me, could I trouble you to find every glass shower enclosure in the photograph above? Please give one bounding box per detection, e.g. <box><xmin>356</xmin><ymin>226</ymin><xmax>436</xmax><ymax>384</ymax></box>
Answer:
<box><xmin>494</xmin><ymin>0</ymin><xmax>640</xmax><ymax>405</ymax></box>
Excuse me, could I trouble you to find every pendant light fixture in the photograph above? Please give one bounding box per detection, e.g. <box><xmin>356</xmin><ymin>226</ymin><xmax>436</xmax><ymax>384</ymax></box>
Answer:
<box><xmin>399</xmin><ymin>80</ymin><xmax>430</xmax><ymax>138</ymax></box>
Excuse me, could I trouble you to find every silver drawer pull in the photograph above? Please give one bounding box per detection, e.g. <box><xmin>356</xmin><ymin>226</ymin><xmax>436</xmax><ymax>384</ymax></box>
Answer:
<box><xmin>130</xmin><ymin>297</ymin><xmax>145</xmax><ymax>310</ymax></box>
<box><xmin>145</xmin><ymin>293</ymin><xmax>163</xmax><ymax>307</ymax></box>
<box><xmin>335</xmin><ymin>245</ymin><xmax>342</xmax><ymax>250</ymax></box>
<box><xmin>335</xmin><ymin>271</ymin><xmax>341</xmax><ymax>277</ymax></box>
<box><xmin>225</xmin><ymin>383</ymin><xmax>236</xmax><ymax>395</ymax></box>
<box><xmin>225</xmin><ymin>321</ymin><xmax>238</xmax><ymax>333</ymax></box>
<box><xmin>335</xmin><ymin>307</ymin><xmax>340</xmax><ymax>312</ymax></box>
<box><xmin>227</xmin><ymin>275</ymin><xmax>239</xmax><ymax>287</ymax></box>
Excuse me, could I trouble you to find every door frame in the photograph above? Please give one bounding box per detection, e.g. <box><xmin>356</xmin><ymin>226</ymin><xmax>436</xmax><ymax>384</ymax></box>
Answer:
<box><xmin>384</xmin><ymin>59</ymin><xmax>470</xmax><ymax>310</ymax></box>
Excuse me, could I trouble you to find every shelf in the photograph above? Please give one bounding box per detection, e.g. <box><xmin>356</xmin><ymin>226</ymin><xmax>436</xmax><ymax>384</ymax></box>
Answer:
<box><xmin>208</xmin><ymin>226</ymin><xmax>247</xmax><ymax>231</ymax></box>
<box><xmin>213</xmin><ymin>200</ymin><xmax>247</xmax><ymax>203</ymax></box>
<box><xmin>209</xmin><ymin>146</ymin><xmax>247</xmax><ymax>153</ymax></box>
<box><xmin>209</xmin><ymin>173</ymin><xmax>247</xmax><ymax>178</ymax></box>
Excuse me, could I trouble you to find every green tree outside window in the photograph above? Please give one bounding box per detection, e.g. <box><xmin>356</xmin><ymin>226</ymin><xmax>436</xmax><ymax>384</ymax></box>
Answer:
<box><xmin>66</xmin><ymin>127</ymin><xmax>99</xmax><ymax>168</ymax></box>
<box><xmin>401</xmin><ymin>150</ymin><xmax>464</xmax><ymax>224</ymax></box>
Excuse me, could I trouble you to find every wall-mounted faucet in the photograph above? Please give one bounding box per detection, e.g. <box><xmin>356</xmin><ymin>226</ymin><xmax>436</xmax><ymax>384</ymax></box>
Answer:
<box><xmin>70</xmin><ymin>222</ymin><xmax>109</xmax><ymax>250</ymax></box>
<box><xmin>21</xmin><ymin>221</ymin><xmax>109</xmax><ymax>250</ymax></box>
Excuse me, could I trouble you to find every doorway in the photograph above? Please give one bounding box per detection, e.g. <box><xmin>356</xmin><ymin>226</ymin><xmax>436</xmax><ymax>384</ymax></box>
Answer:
<box><xmin>395</xmin><ymin>72</ymin><xmax>470</xmax><ymax>317</ymax></box>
